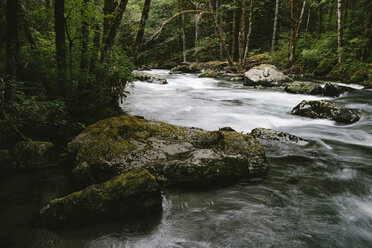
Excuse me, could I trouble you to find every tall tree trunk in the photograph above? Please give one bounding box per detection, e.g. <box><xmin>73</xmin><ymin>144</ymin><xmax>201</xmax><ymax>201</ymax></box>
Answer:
<box><xmin>305</xmin><ymin>0</ymin><xmax>311</xmax><ymax>32</ymax></box>
<box><xmin>5</xmin><ymin>0</ymin><xmax>20</xmax><ymax>103</ymax></box>
<box><xmin>271</xmin><ymin>0</ymin><xmax>280</xmax><ymax>51</ymax></box>
<box><xmin>216</xmin><ymin>0</ymin><xmax>223</xmax><ymax>60</ymax></box>
<box><xmin>361</xmin><ymin>7</ymin><xmax>372</xmax><ymax>61</ymax></box>
<box><xmin>100</xmin><ymin>0</ymin><xmax>129</xmax><ymax>64</ymax></box>
<box><xmin>181</xmin><ymin>0</ymin><xmax>187</xmax><ymax>63</ymax></box>
<box><xmin>289</xmin><ymin>0</ymin><xmax>296</xmax><ymax>65</ymax></box>
<box><xmin>103</xmin><ymin>0</ymin><xmax>117</xmax><ymax>45</ymax></box>
<box><xmin>207</xmin><ymin>0</ymin><xmax>233</xmax><ymax>65</ymax></box>
<box><xmin>80</xmin><ymin>0</ymin><xmax>90</xmax><ymax>72</ymax></box>
<box><xmin>231</xmin><ymin>0</ymin><xmax>237</xmax><ymax>61</ymax></box>
<box><xmin>195</xmin><ymin>0</ymin><xmax>201</xmax><ymax>63</ymax></box>
<box><xmin>19</xmin><ymin>0</ymin><xmax>38</xmax><ymax>50</ymax></box>
<box><xmin>318</xmin><ymin>3</ymin><xmax>323</xmax><ymax>35</ymax></box>
<box><xmin>243</xmin><ymin>0</ymin><xmax>254</xmax><ymax>67</ymax></box>
<box><xmin>327</xmin><ymin>0</ymin><xmax>333</xmax><ymax>29</ymax></box>
<box><xmin>238</xmin><ymin>0</ymin><xmax>246</xmax><ymax>65</ymax></box>
<box><xmin>343</xmin><ymin>0</ymin><xmax>348</xmax><ymax>28</ymax></box>
<box><xmin>337</xmin><ymin>0</ymin><xmax>342</xmax><ymax>63</ymax></box>
<box><xmin>134</xmin><ymin>0</ymin><xmax>152</xmax><ymax>66</ymax></box>
<box><xmin>295</xmin><ymin>0</ymin><xmax>306</xmax><ymax>41</ymax></box>
<box><xmin>54</xmin><ymin>0</ymin><xmax>67</xmax><ymax>91</ymax></box>
<box><xmin>89</xmin><ymin>24</ymin><xmax>101</xmax><ymax>73</ymax></box>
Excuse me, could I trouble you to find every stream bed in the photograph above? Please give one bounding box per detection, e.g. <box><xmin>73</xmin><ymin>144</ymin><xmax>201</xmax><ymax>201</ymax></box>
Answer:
<box><xmin>1</xmin><ymin>70</ymin><xmax>371</xmax><ymax>247</ymax></box>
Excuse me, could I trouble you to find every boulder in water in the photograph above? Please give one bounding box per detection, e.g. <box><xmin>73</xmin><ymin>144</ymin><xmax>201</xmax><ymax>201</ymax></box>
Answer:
<box><xmin>251</xmin><ymin>128</ymin><xmax>308</xmax><ymax>145</ymax></box>
<box><xmin>323</xmin><ymin>83</ymin><xmax>353</xmax><ymax>97</ymax></box>
<box><xmin>68</xmin><ymin>116</ymin><xmax>268</xmax><ymax>187</ymax></box>
<box><xmin>291</xmin><ymin>100</ymin><xmax>361</xmax><ymax>124</ymax></box>
<box><xmin>33</xmin><ymin>168</ymin><xmax>162</xmax><ymax>228</ymax></box>
<box><xmin>133</xmin><ymin>71</ymin><xmax>167</xmax><ymax>84</ymax></box>
<box><xmin>284</xmin><ymin>82</ymin><xmax>323</xmax><ymax>95</ymax></box>
<box><xmin>243</xmin><ymin>64</ymin><xmax>293</xmax><ymax>87</ymax></box>
<box><xmin>170</xmin><ymin>64</ymin><xmax>201</xmax><ymax>74</ymax></box>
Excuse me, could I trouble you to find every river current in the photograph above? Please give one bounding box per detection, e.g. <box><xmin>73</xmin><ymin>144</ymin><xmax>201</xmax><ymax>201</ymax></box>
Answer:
<box><xmin>1</xmin><ymin>70</ymin><xmax>371</xmax><ymax>247</ymax></box>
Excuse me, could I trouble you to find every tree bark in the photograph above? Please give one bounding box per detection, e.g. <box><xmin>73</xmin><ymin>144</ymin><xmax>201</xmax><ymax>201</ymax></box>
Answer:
<box><xmin>181</xmin><ymin>0</ymin><xmax>187</xmax><ymax>63</ymax></box>
<box><xmin>89</xmin><ymin>24</ymin><xmax>101</xmax><ymax>73</ymax></box>
<box><xmin>80</xmin><ymin>0</ymin><xmax>90</xmax><ymax>72</ymax></box>
<box><xmin>243</xmin><ymin>0</ymin><xmax>254</xmax><ymax>67</ymax></box>
<box><xmin>231</xmin><ymin>0</ymin><xmax>237</xmax><ymax>60</ymax></box>
<box><xmin>207</xmin><ymin>0</ymin><xmax>233</xmax><ymax>65</ymax></box>
<box><xmin>344</xmin><ymin>0</ymin><xmax>348</xmax><ymax>28</ymax></box>
<box><xmin>305</xmin><ymin>0</ymin><xmax>311</xmax><ymax>33</ymax></box>
<box><xmin>238</xmin><ymin>0</ymin><xmax>246</xmax><ymax>65</ymax></box>
<box><xmin>5</xmin><ymin>0</ymin><xmax>20</xmax><ymax>103</ymax></box>
<box><xmin>195</xmin><ymin>0</ymin><xmax>201</xmax><ymax>63</ymax></box>
<box><xmin>337</xmin><ymin>0</ymin><xmax>342</xmax><ymax>63</ymax></box>
<box><xmin>295</xmin><ymin>0</ymin><xmax>306</xmax><ymax>41</ymax></box>
<box><xmin>361</xmin><ymin>7</ymin><xmax>372</xmax><ymax>61</ymax></box>
<box><xmin>327</xmin><ymin>0</ymin><xmax>333</xmax><ymax>29</ymax></box>
<box><xmin>271</xmin><ymin>0</ymin><xmax>279</xmax><ymax>51</ymax></box>
<box><xmin>216</xmin><ymin>0</ymin><xmax>223</xmax><ymax>61</ymax></box>
<box><xmin>103</xmin><ymin>0</ymin><xmax>117</xmax><ymax>45</ymax></box>
<box><xmin>318</xmin><ymin>3</ymin><xmax>323</xmax><ymax>34</ymax></box>
<box><xmin>289</xmin><ymin>0</ymin><xmax>296</xmax><ymax>65</ymax></box>
<box><xmin>54</xmin><ymin>0</ymin><xmax>68</xmax><ymax>91</ymax></box>
<box><xmin>100</xmin><ymin>0</ymin><xmax>129</xmax><ymax>64</ymax></box>
<box><xmin>134</xmin><ymin>0</ymin><xmax>152</xmax><ymax>65</ymax></box>
<box><xmin>19</xmin><ymin>0</ymin><xmax>38</xmax><ymax>50</ymax></box>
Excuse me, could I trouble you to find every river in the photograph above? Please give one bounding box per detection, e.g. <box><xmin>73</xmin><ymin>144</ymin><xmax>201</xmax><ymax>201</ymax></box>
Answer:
<box><xmin>1</xmin><ymin>70</ymin><xmax>371</xmax><ymax>247</ymax></box>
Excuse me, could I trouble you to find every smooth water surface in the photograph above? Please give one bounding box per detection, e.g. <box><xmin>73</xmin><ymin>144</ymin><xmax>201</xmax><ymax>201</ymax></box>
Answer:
<box><xmin>1</xmin><ymin>70</ymin><xmax>371</xmax><ymax>247</ymax></box>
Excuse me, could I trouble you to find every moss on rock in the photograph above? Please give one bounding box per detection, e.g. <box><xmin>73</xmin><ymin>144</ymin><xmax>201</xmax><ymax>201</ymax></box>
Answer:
<box><xmin>284</xmin><ymin>82</ymin><xmax>323</xmax><ymax>95</ymax></box>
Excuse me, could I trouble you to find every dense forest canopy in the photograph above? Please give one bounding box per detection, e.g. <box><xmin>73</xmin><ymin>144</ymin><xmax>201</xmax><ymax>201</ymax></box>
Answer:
<box><xmin>0</xmin><ymin>0</ymin><xmax>371</xmax><ymax>147</ymax></box>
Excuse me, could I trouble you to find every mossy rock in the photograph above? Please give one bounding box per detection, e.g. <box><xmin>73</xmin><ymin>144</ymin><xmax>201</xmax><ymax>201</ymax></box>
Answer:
<box><xmin>199</xmin><ymin>70</ymin><xmax>220</xmax><ymax>78</ymax></box>
<box><xmin>12</xmin><ymin>141</ymin><xmax>56</xmax><ymax>169</ymax></box>
<box><xmin>133</xmin><ymin>71</ymin><xmax>167</xmax><ymax>84</ymax></box>
<box><xmin>284</xmin><ymin>82</ymin><xmax>323</xmax><ymax>95</ymax></box>
<box><xmin>323</xmin><ymin>83</ymin><xmax>353</xmax><ymax>97</ymax></box>
<box><xmin>244</xmin><ymin>54</ymin><xmax>270</xmax><ymax>69</ymax></box>
<box><xmin>33</xmin><ymin>168</ymin><xmax>162</xmax><ymax>228</ymax></box>
<box><xmin>291</xmin><ymin>100</ymin><xmax>361</xmax><ymax>124</ymax></box>
<box><xmin>68</xmin><ymin>116</ymin><xmax>268</xmax><ymax>187</ymax></box>
<box><xmin>251</xmin><ymin>128</ymin><xmax>308</xmax><ymax>144</ymax></box>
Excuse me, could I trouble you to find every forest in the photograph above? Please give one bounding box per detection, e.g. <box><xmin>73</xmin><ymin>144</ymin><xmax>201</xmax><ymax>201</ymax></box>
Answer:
<box><xmin>0</xmin><ymin>0</ymin><xmax>372</xmax><ymax>247</ymax></box>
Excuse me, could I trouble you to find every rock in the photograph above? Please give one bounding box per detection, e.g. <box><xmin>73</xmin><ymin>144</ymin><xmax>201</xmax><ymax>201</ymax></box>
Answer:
<box><xmin>170</xmin><ymin>64</ymin><xmax>201</xmax><ymax>74</ymax></box>
<box><xmin>284</xmin><ymin>82</ymin><xmax>323</xmax><ymax>95</ymax></box>
<box><xmin>222</xmin><ymin>73</ymin><xmax>244</xmax><ymax>81</ymax></box>
<box><xmin>133</xmin><ymin>71</ymin><xmax>167</xmax><ymax>85</ymax></box>
<box><xmin>251</xmin><ymin>128</ymin><xmax>308</xmax><ymax>144</ymax></box>
<box><xmin>244</xmin><ymin>54</ymin><xmax>270</xmax><ymax>69</ymax></box>
<box><xmin>137</xmin><ymin>65</ymin><xmax>151</xmax><ymax>71</ymax></box>
<box><xmin>199</xmin><ymin>70</ymin><xmax>220</xmax><ymax>78</ymax></box>
<box><xmin>33</xmin><ymin>168</ymin><xmax>162</xmax><ymax>228</ymax></box>
<box><xmin>12</xmin><ymin>141</ymin><xmax>56</xmax><ymax>169</ymax></box>
<box><xmin>323</xmin><ymin>83</ymin><xmax>353</xmax><ymax>97</ymax></box>
<box><xmin>243</xmin><ymin>64</ymin><xmax>293</xmax><ymax>87</ymax></box>
<box><xmin>68</xmin><ymin>116</ymin><xmax>268</xmax><ymax>187</ymax></box>
<box><xmin>291</xmin><ymin>100</ymin><xmax>361</xmax><ymax>124</ymax></box>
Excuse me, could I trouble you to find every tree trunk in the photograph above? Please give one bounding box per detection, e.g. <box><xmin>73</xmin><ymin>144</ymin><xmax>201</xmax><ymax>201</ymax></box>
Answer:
<box><xmin>231</xmin><ymin>0</ymin><xmax>237</xmax><ymax>60</ymax></box>
<box><xmin>181</xmin><ymin>0</ymin><xmax>187</xmax><ymax>63</ymax></box>
<box><xmin>318</xmin><ymin>3</ymin><xmax>323</xmax><ymax>34</ymax></box>
<box><xmin>195</xmin><ymin>0</ymin><xmax>201</xmax><ymax>63</ymax></box>
<box><xmin>207</xmin><ymin>0</ymin><xmax>233</xmax><ymax>65</ymax></box>
<box><xmin>305</xmin><ymin>0</ymin><xmax>311</xmax><ymax>32</ymax></box>
<box><xmin>19</xmin><ymin>0</ymin><xmax>38</xmax><ymax>50</ymax></box>
<box><xmin>54</xmin><ymin>0</ymin><xmax>68</xmax><ymax>91</ymax></box>
<box><xmin>344</xmin><ymin>0</ymin><xmax>348</xmax><ymax>28</ymax></box>
<box><xmin>134</xmin><ymin>0</ymin><xmax>152</xmax><ymax>65</ymax></box>
<box><xmin>89</xmin><ymin>24</ymin><xmax>101</xmax><ymax>73</ymax></box>
<box><xmin>100</xmin><ymin>0</ymin><xmax>129</xmax><ymax>64</ymax></box>
<box><xmin>80</xmin><ymin>0</ymin><xmax>90</xmax><ymax>72</ymax></box>
<box><xmin>327</xmin><ymin>0</ymin><xmax>333</xmax><ymax>29</ymax></box>
<box><xmin>103</xmin><ymin>0</ymin><xmax>117</xmax><ymax>45</ymax></box>
<box><xmin>5</xmin><ymin>0</ymin><xmax>20</xmax><ymax>103</ymax></box>
<box><xmin>238</xmin><ymin>0</ymin><xmax>246</xmax><ymax>65</ymax></box>
<box><xmin>337</xmin><ymin>0</ymin><xmax>342</xmax><ymax>63</ymax></box>
<box><xmin>243</xmin><ymin>0</ymin><xmax>254</xmax><ymax>67</ymax></box>
<box><xmin>361</xmin><ymin>7</ymin><xmax>372</xmax><ymax>61</ymax></box>
<box><xmin>271</xmin><ymin>0</ymin><xmax>279</xmax><ymax>51</ymax></box>
<box><xmin>289</xmin><ymin>0</ymin><xmax>296</xmax><ymax>65</ymax></box>
<box><xmin>295</xmin><ymin>0</ymin><xmax>306</xmax><ymax>41</ymax></box>
<box><xmin>216</xmin><ymin>0</ymin><xmax>223</xmax><ymax>61</ymax></box>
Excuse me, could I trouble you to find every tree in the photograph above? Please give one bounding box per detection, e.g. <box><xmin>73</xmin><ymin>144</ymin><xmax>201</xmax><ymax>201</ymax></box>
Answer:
<box><xmin>243</xmin><ymin>0</ymin><xmax>254</xmax><ymax>67</ymax></box>
<box><xmin>80</xmin><ymin>0</ymin><xmax>90</xmax><ymax>72</ymax></box>
<box><xmin>54</xmin><ymin>0</ymin><xmax>68</xmax><ymax>91</ymax></box>
<box><xmin>231</xmin><ymin>0</ymin><xmax>237</xmax><ymax>60</ymax></box>
<box><xmin>5</xmin><ymin>0</ymin><xmax>20</xmax><ymax>102</ymax></box>
<box><xmin>195</xmin><ymin>0</ymin><xmax>201</xmax><ymax>63</ymax></box>
<box><xmin>181</xmin><ymin>0</ymin><xmax>187</xmax><ymax>63</ymax></box>
<box><xmin>238</xmin><ymin>0</ymin><xmax>246</xmax><ymax>65</ymax></box>
<box><xmin>134</xmin><ymin>0</ymin><xmax>152</xmax><ymax>65</ymax></box>
<box><xmin>271</xmin><ymin>0</ymin><xmax>280</xmax><ymax>51</ymax></box>
<box><xmin>337</xmin><ymin>0</ymin><xmax>342</xmax><ymax>63</ymax></box>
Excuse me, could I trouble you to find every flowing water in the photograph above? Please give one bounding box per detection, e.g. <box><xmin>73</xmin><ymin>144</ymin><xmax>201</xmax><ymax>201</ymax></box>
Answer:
<box><xmin>1</xmin><ymin>70</ymin><xmax>371</xmax><ymax>247</ymax></box>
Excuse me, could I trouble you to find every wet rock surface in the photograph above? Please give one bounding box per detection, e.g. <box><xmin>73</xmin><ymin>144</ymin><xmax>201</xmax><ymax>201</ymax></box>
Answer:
<box><xmin>284</xmin><ymin>82</ymin><xmax>323</xmax><ymax>95</ymax></box>
<box><xmin>243</xmin><ymin>64</ymin><xmax>293</xmax><ymax>87</ymax></box>
<box><xmin>291</xmin><ymin>100</ymin><xmax>361</xmax><ymax>124</ymax></box>
<box><xmin>133</xmin><ymin>71</ymin><xmax>168</xmax><ymax>84</ymax></box>
<box><xmin>323</xmin><ymin>82</ymin><xmax>354</xmax><ymax>97</ymax></box>
<box><xmin>251</xmin><ymin>128</ymin><xmax>309</xmax><ymax>144</ymax></box>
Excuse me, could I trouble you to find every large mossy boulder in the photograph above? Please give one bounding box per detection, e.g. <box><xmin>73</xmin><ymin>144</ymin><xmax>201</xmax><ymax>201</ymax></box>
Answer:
<box><xmin>133</xmin><ymin>71</ymin><xmax>168</xmax><ymax>85</ymax></box>
<box><xmin>284</xmin><ymin>82</ymin><xmax>323</xmax><ymax>95</ymax></box>
<box><xmin>243</xmin><ymin>64</ymin><xmax>292</xmax><ymax>87</ymax></box>
<box><xmin>251</xmin><ymin>128</ymin><xmax>308</xmax><ymax>144</ymax></box>
<box><xmin>33</xmin><ymin>168</ymin><xmax>162</xmax><ymax>228</ymax></box>
<box><xmin>291</xmin><ymin>100</ymin><xmax>361</xmax><ymax>124</ymax></box>
<box><xmin>244</xmin><ymin>54</ymin><xmax>270</xmax><ymax>69</ymax></box>
<box><xmin>323</xmin><ymin>83</ymin><xmax>353</xmax><ymax>97</ymax></box>
<box><xmin>12</xmin><ymin>141</ymin><xmax>56</xmax><ymax>169</ymax></box>
<box><xmin>68</xmin><ymin>116</ymin><xmax>268</xmax><ymax>187</ymax></box>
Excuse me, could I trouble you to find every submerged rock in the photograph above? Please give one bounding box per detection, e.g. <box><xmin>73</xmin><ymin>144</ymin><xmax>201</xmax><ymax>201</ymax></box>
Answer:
<box><xmin>33</xmin><ymin>168</ymin><xmax>162</xmax><ymax>228</ymax></box>
<box><xmin>284</xmin><ymin>82</ymin><xmax>323</xmax><ymax>95</ymax></box>
<box><xmin>323</xmin><ymin>83</ymin><xmax>353</xmax><ymax>97</ymax></box>
<box><xmin>133</xmin><ymin>71</ymin><xmax>167</xmax><ymax>84</ymax></box>
<box><xmin>251</xmin><ymin>128</ymin><xmax>308</xmax><ymax>144</ymax></box>
<box><xmin>170</xmin><ymin>64</ymin><xmax>201</xmax><ymax>74</ymax></box>
<box><xmin>68</xmin><ymin>116</ymin><xmax>268</xmax><ymax>187</ymax></box>
<box><xmin>243</xmin><ymin>64</ymin><xmax>292</xmax><ymax>87</ymax></box>
<box><xmin>291</xmin><ymin>100</ymin><xmax>361</xmax><ymax>124</ymax></box>
<box><xmin>12</xmin><ymin>141</ymin><xmax>56</xmax><ymax>169</ymax></box>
